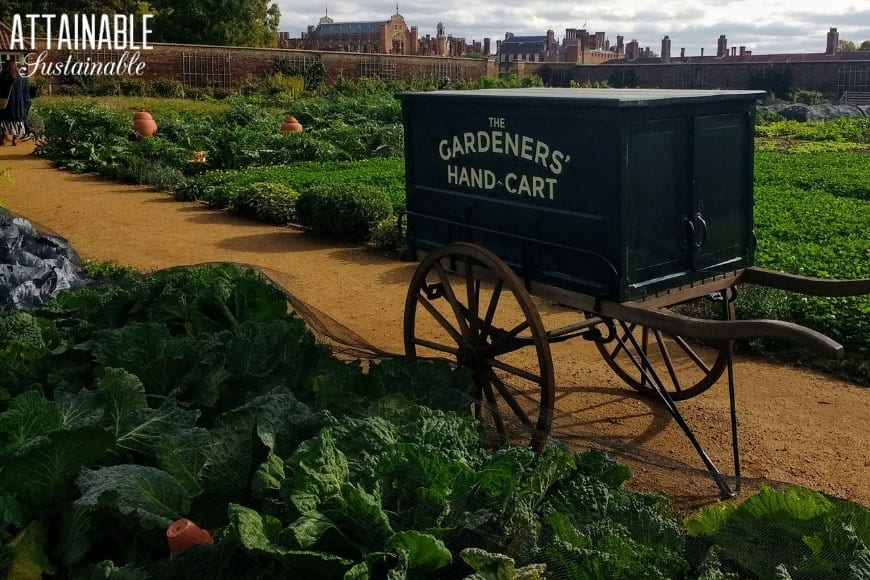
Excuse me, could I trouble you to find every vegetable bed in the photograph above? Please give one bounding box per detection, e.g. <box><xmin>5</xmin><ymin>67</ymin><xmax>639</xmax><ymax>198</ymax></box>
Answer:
<box><xmin>1</xmin><ymin>264</ymin><xmax>868</xmax><ymax>579</ymax></box>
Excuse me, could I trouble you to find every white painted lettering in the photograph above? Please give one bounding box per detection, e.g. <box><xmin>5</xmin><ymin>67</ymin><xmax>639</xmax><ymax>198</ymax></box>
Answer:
<box><xmin>10</xmin><ymin>15</ymin><xmax>24</xmax><ymax>50</ymax></box>
<box><xmin>491</xmin><ymin>130</ymin><xmax>503</xmax><ymax>154</ymax></box>
<box><xmin>439</xmin><ymin>140</ymin><xmax>451</xmax><ymax>161</ymax></box>
<box><xmin>463</xmin><ymin>132</ymin><xmax>476</xmax><ymax>154</ymax></box>
<box><xmin>520</xmin><ymin>136</ymin><xmax>534</xmax><ymax>161</ymax></box>
<box><xmin>476</xmin><ymin>131</ymin><xmax>490</xmax><ymax>153</ymax></box>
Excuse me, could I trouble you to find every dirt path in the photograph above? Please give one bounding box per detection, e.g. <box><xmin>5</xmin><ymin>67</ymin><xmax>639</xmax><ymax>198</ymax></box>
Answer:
<box><xmin>2</xmin><ymin>142</ymin><xmax>868</xmax><ymax>512</ymax></box>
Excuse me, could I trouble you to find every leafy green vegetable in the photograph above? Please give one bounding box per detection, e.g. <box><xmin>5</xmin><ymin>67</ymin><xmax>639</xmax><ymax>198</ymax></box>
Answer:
<box><xmin>76</xmin><ymin>465</ymin><xmax>191</xmax><ymax>530</ymax></box>
<box><xmin>0</xmin><ymin>426</ymin><xmax>114</xmax><ymax>509</ymax></box>
<box><xmin>2</xmin><ymin>521</ymin><xmax>55</xmax><ymax>579</ymax></box>
<box><xmin>687</xmin><ymin>485</ymin><xmax>870</xmax><ymax>579</ymax></box>
<box><xmin>461</xmin><ymin>547</ymin><xmax>546</xmax><ymax>579</ymax></box>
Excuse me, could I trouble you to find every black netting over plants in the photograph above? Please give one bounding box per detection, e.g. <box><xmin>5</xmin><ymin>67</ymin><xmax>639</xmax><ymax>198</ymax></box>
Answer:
<box><xmin>0</xmin><ymin>208</ymin><xmax>89</xmax><ymax>310</ymax></box>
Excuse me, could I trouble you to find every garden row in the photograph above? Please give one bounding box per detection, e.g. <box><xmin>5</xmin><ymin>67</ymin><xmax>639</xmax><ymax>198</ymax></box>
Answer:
<box><xmin>30</xmin><ymin>94</ymin><xmax>870</xmax><ymax>384</ymax></box>
<box><xmin>1</xmin><ymin>263</ymin><xmax>868</xmax><ymax>579</ymax></box>
<box><xmin>740</xmin><ymin>135</ymin><xmax>870</xmax><ymax>382</ymax></box>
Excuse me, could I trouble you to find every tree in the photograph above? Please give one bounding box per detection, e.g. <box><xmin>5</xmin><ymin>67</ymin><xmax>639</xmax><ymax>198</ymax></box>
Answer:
<box><xmin>838</xmin><ymin>39</ymin><xmax>857</xmax><ymax>52</ymax></box>
<box><xmin>149</xmin><ymin>0</ymin><xmax>280</xmax><ymax>48</ymax></box>
<box><xmin>860</xmin><ymin>40</ymin><xmax>870</xmax><ymax>51</ymax></box>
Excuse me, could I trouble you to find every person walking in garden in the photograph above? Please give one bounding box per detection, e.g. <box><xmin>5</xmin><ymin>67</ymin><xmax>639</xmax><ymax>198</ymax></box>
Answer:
<box><xmin>0</xmin><ymin>60</ymin><xmax>31</xmax><ymax>146</ymax></box>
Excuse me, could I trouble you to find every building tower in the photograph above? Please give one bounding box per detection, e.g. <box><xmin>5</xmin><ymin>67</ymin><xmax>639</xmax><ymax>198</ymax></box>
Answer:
<box><xmin>826</xmin><ymin>27</ymin><xmax>839</xmax><ymax>54</ymax></box>
<box><xmin>661</xmin><ymin>35</ymin><xmax>671</xmax><ymax>63</ymax></box>
<box><xmin>436</xmin><ymin>22</ymin><xmax>447</xmax><ymax>56</ymax></box>
<box><xmin>717</xmin><ymin>34</ymin><xmax>728</xmax><ymax>57</ymax></box>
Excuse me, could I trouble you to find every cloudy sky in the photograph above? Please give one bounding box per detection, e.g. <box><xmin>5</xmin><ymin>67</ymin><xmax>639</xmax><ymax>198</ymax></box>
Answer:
<box><xmin>275</xmin><ymin>0</ymin><xmax>870</xmax><ymax>56</ymax></box>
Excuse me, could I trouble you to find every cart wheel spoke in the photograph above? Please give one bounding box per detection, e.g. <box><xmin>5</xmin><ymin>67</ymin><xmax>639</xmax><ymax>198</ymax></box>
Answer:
<box><xmin>480</xmin><ymin>380</ymin><xmax>508</xmax><ymax>446</ymax></box>
<box><xmin>417</xmin><ymin>292</ymin><xmax>463</xmax><ymax>344</ymax></box>
<box><xmin>405</xmin><ymin>243</ymin><xmax>554</xmax><ymax>451</ymax></box>
<box><xmin>488</xmin><ymin>370</ymin><xmax>534</xmax><ymax>429</ymax></box>
<box><xmin>608</xmin><ymin>323</ymin><xmax>637</xmax><ymax>359</ymax></box>
<box><xmin>433</xmin><ymin>261</ymin><xmax>470</xmax><ymax>340</ymax></box>
<box><xmin>654</xmin><ymin>330</ymin><xmax>683</xmax><ymax>392</ymax></box>
<box><xmin>640</xmin><ymin>326</ymin><xmax>651</xmax><ymax>387</ymax></box>
<box><xmin>410</xmin><ymin>337</ymin><xmax>459</xmax><ymax>357</ymax></box>
<box><xmin>673</xmin><ymin>335</ymin><xmax>712</xmax><ymax>373</ymax></box>
<box><xmin>464</xmin><ymin>257</ymin><xmax>480</xmax><ymax>341</ymax></box>
<box><xmin>588</xmin><ymin>295</ymin><xmax>732</xmax><ymax>401</ymax></box>
<box><xmin>481</xmin><ymin>279</ymin><xmax>504</xmax><ymax>341</ymax></box>
<box><xmin>487</xmin><ymin>358</ymin><xmax>541</xmax><ymax>384</ymax></box>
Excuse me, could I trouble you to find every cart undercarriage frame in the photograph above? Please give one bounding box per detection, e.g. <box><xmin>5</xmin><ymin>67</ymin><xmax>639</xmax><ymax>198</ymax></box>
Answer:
<box><xmin>403</xmin><ymin>242</ymin><xmax>870</xmax><ymax>498</ymax></box>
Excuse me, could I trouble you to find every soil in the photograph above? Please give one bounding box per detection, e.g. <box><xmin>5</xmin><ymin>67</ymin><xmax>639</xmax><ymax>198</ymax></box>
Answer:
<box><xmin>2</xmin><ymin>142</ymin><xmax>868</xmax><ymax>513</ymax></box>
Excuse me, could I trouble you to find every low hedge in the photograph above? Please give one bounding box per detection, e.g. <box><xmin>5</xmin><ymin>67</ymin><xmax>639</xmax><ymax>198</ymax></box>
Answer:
<box><xmin>295</xmin><ymin>183</ymin><xmax>392</xmax><ymax>240</ymax></box>
<box><xmin>229</xmin><ymin>182</ymin><xmax>298</xmax><ymax>224</ymax></box>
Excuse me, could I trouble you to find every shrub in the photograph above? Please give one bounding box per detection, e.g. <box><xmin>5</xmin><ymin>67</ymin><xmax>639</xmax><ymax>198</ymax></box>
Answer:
<box><xmin>793</xmin><ymin>89</ymin><xmax>826</xmax><ymax>105</ymax></box>
<box><xmin>151</xmin><ymin>78</ymin><xmax>186</xmax><ymax>99</ymax></box>
<box><xmin>244</xmin><ymin>73</ymin><xmax>304</xmax><ymax>99</ymax></box>
<box><xmin>369</xmin><ymin>214</ymin><xmax>406</xmax><ymax>254</ymax></box>
<box><xmin>91</xmin><ymin>77</ymin><xmax>122</xmax><ymax>96</ymax></box>
<box><xmin>755</xmin><ymin>107</ymin><xmax>785</xmax><ymax>125</ymax></box>
<box><xmin>25</xmin><ymin>109</ymin><xmax>44</xmax><ymax>137</ymax></box>
<box><xmin>295</xmin><ymin>183</ymin><xmax>392</xmax><ymax>240</ymax></box>
<box><xmin>229</xmin><ymin>182</ymin><xmax>298</xmax><ymax>224</ymax></box>
<box><xmin>119</xmin><ymin>78</ymin><xmax>147</xmax><ymax>97</ymax></box>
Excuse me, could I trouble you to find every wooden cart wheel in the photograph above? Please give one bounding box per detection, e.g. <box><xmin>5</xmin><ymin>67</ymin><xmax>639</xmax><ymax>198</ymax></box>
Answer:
<box><xmin>404</xmin><ymin>243</ymin><xmax>555</xmax><ymax>451</ymax></box>
<box><xmin>590</xmin><ymin>294</ymin><xmax>735</xmax><ymax>401</ymax></box>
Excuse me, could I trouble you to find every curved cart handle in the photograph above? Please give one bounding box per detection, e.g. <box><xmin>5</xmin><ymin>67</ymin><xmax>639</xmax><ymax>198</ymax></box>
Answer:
<box><xmin>601</xmin><ymin>305</ymin><xmax>846</xmax><ymax>360</ymax></box>
<box><xmin>743</xmin><ymin>267</ymin><xmax>870</xmax><ymax>297</ymax></box>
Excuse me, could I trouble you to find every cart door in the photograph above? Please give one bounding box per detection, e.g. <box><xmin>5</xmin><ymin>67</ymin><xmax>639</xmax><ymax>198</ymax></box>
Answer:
<box><xmin>625</xmin><ymin>118</ymin><xmax>692</xmax><ymax>286</ymax></box>
<box><xmin>691</xmin><ymin>113</ymin><xmax>753</xmax><ymax>270</ymax></box>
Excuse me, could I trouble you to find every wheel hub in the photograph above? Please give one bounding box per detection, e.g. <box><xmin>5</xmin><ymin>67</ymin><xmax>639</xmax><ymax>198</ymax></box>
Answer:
<box><xmin>456</xmin><ymin>342</ymin><xmax>482</xmax><ymax>371</ymax></box>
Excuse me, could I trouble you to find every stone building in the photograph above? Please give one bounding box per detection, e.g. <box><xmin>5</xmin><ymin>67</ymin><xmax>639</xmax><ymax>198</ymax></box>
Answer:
<box><xmin>497</xmin><ymin>31</ymin><xmax>559</xmax><ymax>65</ymax></box>
<box><xmin>417</xmin><ymin>22</ymin><xmax>472</xmax><ymax>57</ymax></box>
<box><xmin>282</xmin><ymin>14</ymin><xmax>481</xmax><ymax>57</ymax></box>
<box><xmin>497</xmin><ymin>28</ymin><xmax>623</xmax><ymax>71</ymax></box>
<box><xmin>286</xmin><ymin>9</ymin><xmax>418</xmax><ymax>55</ymax></box>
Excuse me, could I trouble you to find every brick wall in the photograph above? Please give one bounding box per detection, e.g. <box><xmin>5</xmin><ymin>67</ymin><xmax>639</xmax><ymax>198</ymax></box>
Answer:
<box><xmin>526</xmin><ymin>59</ymin><xmax>870</xmax><ymax>96</ymax></box>
<box><xmin>28</xmin><ymin>42</ymin><xmax>493</xmax><ymax>91</ymax></box>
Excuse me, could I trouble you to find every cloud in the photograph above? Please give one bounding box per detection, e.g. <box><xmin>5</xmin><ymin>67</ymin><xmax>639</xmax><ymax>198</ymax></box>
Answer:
<box><xmin>275</xmin><ymin>0</ymin><xmax>870</xmax><ymax>55</ymax></box>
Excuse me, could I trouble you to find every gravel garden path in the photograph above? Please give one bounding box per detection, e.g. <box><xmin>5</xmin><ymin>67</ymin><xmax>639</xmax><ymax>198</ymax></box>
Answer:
<box><xmin>2</xmin><ymin>142</ymin><xmax>868</xmax><ymax>511</ymax></box>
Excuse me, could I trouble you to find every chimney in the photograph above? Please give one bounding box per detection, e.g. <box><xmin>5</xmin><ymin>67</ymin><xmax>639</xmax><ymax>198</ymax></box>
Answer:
<box><xmin>546</xmin><ymin>29</ymin><xmax>555</xmax><ymax>51</ymax></box>
<box><xmin>731</xmin><ymin>46</ymin><xmax>737</xmax><ymax>56</ymax></box>
<box><xmin>701</xmin><ymin>47</ymin><xmax>704</xmax><ymax>57</ymax></box>
<box><xmin>566</xmin><ymin>42</ymin><xmax>580</xmax><ymax>62</ymax></box>
<box><xmin>661</xmin><ymin>35</ymin><xmax>671</xmax><ymax>63</ymax></box>
<box><xmin>826</xmin><ymin>27</ymin><xmax>839</xmax><ymax>54</ymax></box>
<box><xmin>595</xmin><ymin>31</ymin><xmax>605</xmax><ymax>50</ymax></box>
<box><xmin>680</xmin><ymin>47</ymin><xmax>685</xmax><ymax>60</ymax></box>
<box><xmin>717</xmin><ymin>34</ymin><xmax>727</xmax><ymax>57</ymax></box>
<box><xmin>739</xmin><ymin>46</ymin><xmax>746</xmax><ymax>56</ymax></box>
<box><xmin>483</xmin><ymin>37</ymin><xmax>490</xmax><ymax>55</ymax></box>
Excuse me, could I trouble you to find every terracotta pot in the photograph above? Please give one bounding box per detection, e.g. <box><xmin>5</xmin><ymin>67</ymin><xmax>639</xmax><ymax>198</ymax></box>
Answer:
<box><xmin>133</xmin><ymin>111</ymin><xmax>158</xmax><ymax>137</ymax></box>
<box><xmin>280</xmin><ymin>115</ymin><xmax>303</xmax><ymax>133</ymax></box>
<box><xmin>167</xmin><ymin>518</ymin><xmax>213</xmax><ymax>555</ymax></box>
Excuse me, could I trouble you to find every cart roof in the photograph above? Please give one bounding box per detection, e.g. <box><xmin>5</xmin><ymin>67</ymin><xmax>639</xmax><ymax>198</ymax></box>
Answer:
<box><xmin>396</xmin><ymin>88</ymin><xmax>766</xmax><ymax>108</ymax></box>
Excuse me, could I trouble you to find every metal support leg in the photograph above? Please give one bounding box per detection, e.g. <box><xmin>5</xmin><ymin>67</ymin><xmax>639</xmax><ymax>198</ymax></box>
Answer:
<box><xmin>615</xmin><ymin>316</ymin><xmax>741</xmax><ymax>498</ymax></box>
